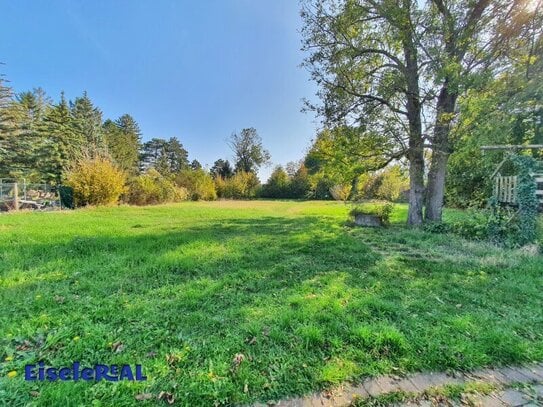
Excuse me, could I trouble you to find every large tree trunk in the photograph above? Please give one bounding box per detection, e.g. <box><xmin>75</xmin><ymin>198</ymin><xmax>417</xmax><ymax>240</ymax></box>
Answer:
<box><xmin>425</xmin><ymin>85</ymin><xmax>457</xmax><ymax>222</ymax></box>
<box><xmin>408</xmin><ymin>139</ymin><xmax>425</xmax><ymax>226</ymax></box>
<box><xmin>402</xmin><ymin>13</ymin><xmax>425</xmax><ymax>227</ymax></box>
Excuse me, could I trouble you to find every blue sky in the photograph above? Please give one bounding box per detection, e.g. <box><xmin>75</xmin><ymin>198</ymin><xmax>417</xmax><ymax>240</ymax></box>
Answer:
<box><xmin>1</xmin><ymin>0</ymin><xmax>318</xmax><ymax>181</ymax></box>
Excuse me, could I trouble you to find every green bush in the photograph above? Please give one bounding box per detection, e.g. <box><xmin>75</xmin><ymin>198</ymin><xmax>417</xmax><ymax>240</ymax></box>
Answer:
<box><xmin>65</xmin><ymin>155</ymin><xmax>127</xmax><ymax>207</ymax></box>
<box><xmin>127</xmin><ymin>168</ymin><xmax>188</xmax><ymax>205</ymax></box>
<box><xmin>175</xmin><ymin>169</ymin><xmax>217</xmax><ymax>201</ymax></box>
<box><xmin>217</xmin><ymin>171</ymin><xmax>260</xmax><ymax>199</ymax></box>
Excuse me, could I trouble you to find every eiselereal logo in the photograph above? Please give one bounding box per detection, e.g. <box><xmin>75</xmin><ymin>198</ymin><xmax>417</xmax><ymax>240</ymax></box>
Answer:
<box><xmin>25</xmin><ymin>362</ymin><xmax>147</xmax><ymax>381</ymax></box>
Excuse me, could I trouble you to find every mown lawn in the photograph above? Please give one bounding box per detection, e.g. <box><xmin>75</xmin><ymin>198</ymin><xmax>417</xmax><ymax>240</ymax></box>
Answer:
<box><xmin>1</xmin><ymin>200</ymin><xmax>542</xmax><ymax>406</ymax></box>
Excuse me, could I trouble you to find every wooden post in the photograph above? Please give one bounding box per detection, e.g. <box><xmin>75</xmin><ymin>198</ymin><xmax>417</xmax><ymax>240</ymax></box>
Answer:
<box><xmin>13</xmin><ymin>182</ymin><xmax>19</xmax><ymax>211</ymax></box>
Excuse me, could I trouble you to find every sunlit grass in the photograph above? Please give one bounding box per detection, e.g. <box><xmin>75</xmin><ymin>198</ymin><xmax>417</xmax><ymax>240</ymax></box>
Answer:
<box><xmin>0</xmin><ymin>201</ymin><xmax>542</xmax><ymax>406</ymax></box>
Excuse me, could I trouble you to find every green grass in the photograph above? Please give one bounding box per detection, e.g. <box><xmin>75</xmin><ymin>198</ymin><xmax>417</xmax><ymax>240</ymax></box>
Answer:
<box><xmin>0</xmin><ymin>200</ymin><xmax>542</xmax><ymax>406</ymax></box>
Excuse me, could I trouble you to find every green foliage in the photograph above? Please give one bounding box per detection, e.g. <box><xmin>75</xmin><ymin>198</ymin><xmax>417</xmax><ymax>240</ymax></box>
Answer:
<box><xmin>210</xmin><ymin>158</ymin><xmax>234</xmax><ymax>179</ymax></box>
<box><xmin>511</xmin><ymin>155</ymin><xmax>539</xmax><ymax>245</ymax></box>
<box><xmin>261</xmin><ymin>166</ymin><xmax>290</xmax><ymax>198</ymax></box>
<box><xmin>357</xmin><ymin>165</ymin><xmax>409</xmax><ymax>202</ymax></box>
<box><xmin>70</xmin><ymin>91</ymin><xmax>104</xmax><ymax>153</ymax></box>
<box><xmin>215</xmin><ymin>170</ymin><xmax>260</xmax><ymax>199</ymax></box>
<box><xmin>304</xmin><ymin>126</ymin><xmax>396</xmax><ymax>186</ymax></box>
<box><xmin>103</xmin><ymin>114</ymin><xmax>141</xmax><ymax>175</ymax></box>
<box><xmin>64</xmin><ymin>155</ymin><xmax>127</xmax><ymax>206</ymax></box>
<box><xmin>127</xmin><ymin>168</ymin><xmax>188</xmax><ymax>205</ymax></box>
<box><xmin>141</xmin><ymin>137</ymin><xmax>189</xmax><ymax>175</ymax></box>
<box><xmin>261</xmin><ymin>163</ymin><xmax>312</xmax><ymax>199</ymax></box>
<box><xmin>329</xmin><ymin>183</ymin><xmax>351</xmax><ymax>202</ymax></box>
<box><xmin>229</xmin><ymin>128</ymin><xmax>270</xmax><ymax>173</ymax></box>
<box><xmin>175</xmin><ymin>168</ymin><xmax>217</xmax><ymax>201</ymax></box>
<box><xmin>349</xmin><ymin>202</ymin><xmax>394</xmax><ymax>225</ymax></box>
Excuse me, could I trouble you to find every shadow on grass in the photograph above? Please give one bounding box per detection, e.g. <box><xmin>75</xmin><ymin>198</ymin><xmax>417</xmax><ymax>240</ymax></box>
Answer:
<box><xmin>1</xmin><ymin>215</ymin><xmax>543</xmax><ymax>405</ymax></box>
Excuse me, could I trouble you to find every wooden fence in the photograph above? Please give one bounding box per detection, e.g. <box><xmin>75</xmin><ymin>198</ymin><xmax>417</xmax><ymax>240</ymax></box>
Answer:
<box><xmin>494</xmin><ymin>173</ymin><xmax>543</xmax><ymax>208</ymax></box>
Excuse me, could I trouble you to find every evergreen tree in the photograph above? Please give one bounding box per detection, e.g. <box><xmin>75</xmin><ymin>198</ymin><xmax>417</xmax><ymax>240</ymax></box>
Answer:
<box><xmin>0</xmin><ymin>75</ymin><xmax>19</xmax><ymax>178</ymax></box>
<box><xmin>37</xmin><ymin>92</ymin><xmax>77</xmax><ymax>182</ymax></box>
<box><xmin>103</xmin><ymin>114</ymin><xmax>141</xmax><ymax>175</ymax></box>
<box><xmin>190</xmin><ymin>159</ymin><xmax>202</xmax><ymax>170</ymax></box>
<box><xmin>140</xmin><ymin>137</ymin><xmax>188</xmax><ymax>175</ymax></box>
<box><xmin>210</xmin><ymin>159</ymin><xmax>233</xmax><ymax>179</ymax></box>
<box><xmin>70</xmin><ymin>91</ymin><xmax>104</xmax><ymax>153</ymax></box>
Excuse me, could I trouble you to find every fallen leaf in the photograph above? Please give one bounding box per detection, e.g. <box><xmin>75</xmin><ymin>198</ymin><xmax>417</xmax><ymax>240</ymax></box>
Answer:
<box><xmin>29</xmin><ymin>391</ymin><xmax>40</xmax><ymax>397</ymax></box>
<box><xmin>231</xmin><ymin>353</ymin><xmax>245</xmax><ymax>371</ymax></box>
<box><xmin>146</xmin><ymin>351</ymin><xmax>157</xmax><ymax>358</ymax></box>
<box><xmin>246</xmin><ymin>336</ymin><xmax>257</xmax><ymax>345</ymax></box>
<box><xmin>16</xmin><ymin>340</ymin><xmax>32</xmax><ymax>351</ymax></box>
<box><xmin>158</xmin><ymin>391</ymin><xmax>175</xmax><ymax>404</ymax></box>
<box><xmin>244</xmin><ymin>383</ymin><xmax>249</xmax><ymax>393</ymax></box>
<box><xmin>54</xmin><ymin>295</ymin><xmax>65</xmax><ymax>304</ymax></box>
<box><xmin>111</xmin><ymin>341</ymin><xmax>124</xmax><ymax>353</ymax></box>
<box><xmin>166</xmin><ymin>354</ymin><xmax>180</xmax><ymax>366</ymax></box>
<box><xmin>135</xmin><ymin>393</ymin><xmax>153</xmax><ymax>401</ymax></box>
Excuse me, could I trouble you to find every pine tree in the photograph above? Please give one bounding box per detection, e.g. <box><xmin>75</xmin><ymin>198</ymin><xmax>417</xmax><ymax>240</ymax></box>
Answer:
<box><xmin>104</xmin><ymin>114</ymin><xmax>141</xmax><ymax>175</ymax></box>
<box><xmin>38</xmin><ymin>92</ymin><xmax>78</xmax><ymax>182</ymax></box>
<box><xmin>0</xmin><ymin>75</ymin><xmax>19</xmax><ymax>178</ymax></box>
<box><xmin>70</xmin><ymin>91</ymin><xmax>104</xmax><ymax>154</ymax></box>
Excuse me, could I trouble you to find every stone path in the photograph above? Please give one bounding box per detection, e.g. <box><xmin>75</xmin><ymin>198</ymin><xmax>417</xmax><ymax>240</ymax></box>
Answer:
<box><xmin>255</xmin><ymin>364</ymin><xmax>543</xmax><ymax>406</ymax></box>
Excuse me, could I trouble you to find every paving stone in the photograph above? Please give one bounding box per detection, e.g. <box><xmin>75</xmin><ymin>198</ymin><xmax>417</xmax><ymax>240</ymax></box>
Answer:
<box><xmin>528</xmin><ymin>365</ymin><xmax>543</xmax><ymax>381</ymax></box>
<box><xmin>475</xmin><ymin>394</ymin><xmax>507</xmax><ymax>407</ymax></box>
<box><xmin>374</xmin><ymin>375</ymin><xmax>402</xmax><ymax>394</ymax></box>
<box><xmin>497</xmin><ymin>389</ymin><xmax>530</xmax><ymax>406</ymax></box>
<box><xmin>347</xmin><ymin>383</ymin><xmax>370</xmax><ymax>399</ymax></box>
<box><xmin>533</xmin><ymin>384</ymin><xmax>543</xmax><ymax>397</ymax></box>
<box><xmin>396</xmin><ymin>377</ymin><xmax>420</xmax><ymax>393</ymax></box>
<box><xmin>363</xmin><ymin>377</ymin><xmax>383</xmax><ymax>397</ymax></box>
<box><xmin>408</xmin><ymin>373</ymin><xmax>439</xmax><ymax>392</ymax></box>
<box><xmin>469</xmin><ymin>368</ymin><xmax>511</xmax><ymax>386</ymax></box>
<box><xmin>514</xmin><ymin>366</ymin><xmax>543</xmax><ymax>383</ymax></box>
<box><xmin>500</xmin><ymin>367</ymin><xmax>533</xmax><ymax>383</ymax></box>
<box><xmin>426</xmin><ymin>372</ymin><xmax>462</xmax><ymax>387</ymax></box>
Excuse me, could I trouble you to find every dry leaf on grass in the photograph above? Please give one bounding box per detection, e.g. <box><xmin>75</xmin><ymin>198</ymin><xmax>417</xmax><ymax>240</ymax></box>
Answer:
<box><xmin>135</xmin><ymin>393</ymin><xmax>153</xmax><ymax>401</ymax></box>
<box><xmin>111</xmin><ymin>341</ymin><xmax>124</xmax><ymax>353</ymax></box>
<box><xmin>158</xmin><ymin>391</ymin><xmax>175</xmax><ymax>404</ymax></box>
<box><xmin>231</xmin><ymin>353</ymin><xmax>245</xmax><ymax>372</ymax></box>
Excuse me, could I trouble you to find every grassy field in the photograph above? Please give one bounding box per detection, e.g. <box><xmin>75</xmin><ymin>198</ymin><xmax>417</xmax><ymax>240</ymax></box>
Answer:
<box><xmin>1</xmin><ymin>200</ymin><xmax>542</xmax><ymax>406</ymax></box>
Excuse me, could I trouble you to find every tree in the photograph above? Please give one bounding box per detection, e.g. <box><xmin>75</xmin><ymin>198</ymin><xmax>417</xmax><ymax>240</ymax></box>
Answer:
<box><xmin>210</xmin><ymin>158</ymin><xmax>234</xmax><ymax>179</ymax></box>
<box><xmin>228</xmin><ymin>128</ymin><xmax>270</xmax><ymax>173</ymax></box>
<box><xmin>38</xmin><ymin>92</ymin><xmax>78</xmax><ymax>183</ymax></box>
<box><xmin>261</xmin><ymin>166</ymin><xmax>290</xmax><ymax>198</ymax></box>
<box><xmin>5</xmin><ymin>88</ymin><xmax>51</xmax><ymax>181</ymax></box>
<box><xmin>0</xmin><ymin>75</ymin><xmax>19</xmax><ymax>178</ymax></box>
<box><xmin>164</xmin><ymin>137</ymin><xmax>189</xmax><ymax>173</ymax></box>
<box><xmin>71</xmin><ymin>91</ymin><xmax>104</xmax><ymax>153</ymax></box>
<box><xmin>301</xmin><ymin>0</ymin><xmax>528</xmax><ymax>224</ymax></box>
<box><xmin>446</xmin><ymin>5</ymin><xmax>543</xmax><ymax>207</ymax></box>
<box><xmin>140</xmin><ymin>137</ymin><xmax>189</xmax><ymax>175</ymax></box>
<box><xmin>104</xmin><ymin>114</ymin><xmax>141</xmax><ymax>175</ymax></box>
<box><xmin>190</xmin><ymin>159</ymin><xmax>202</xmax><ymax>170</ymax></box>
<box><xmin>302</xmin><ymin>0</ymin><xmax>425</xmax><ymax>224</ymax></box>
